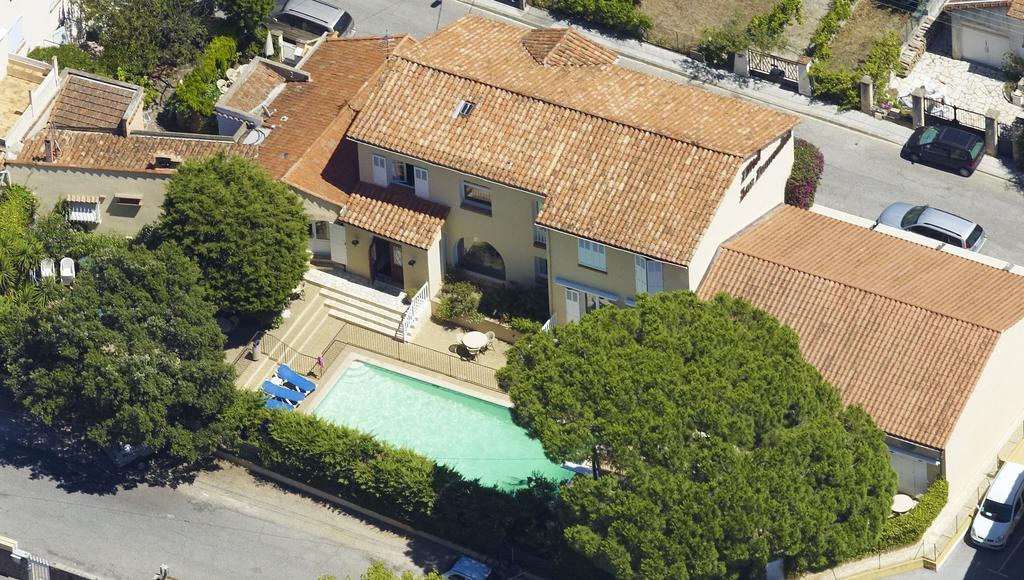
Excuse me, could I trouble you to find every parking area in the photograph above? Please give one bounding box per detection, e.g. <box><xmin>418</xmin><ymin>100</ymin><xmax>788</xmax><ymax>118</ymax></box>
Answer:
<box><xmin>893</xmin><ymin>527</ymin><xmax>1024</xmax><ymax>579</ymax></box>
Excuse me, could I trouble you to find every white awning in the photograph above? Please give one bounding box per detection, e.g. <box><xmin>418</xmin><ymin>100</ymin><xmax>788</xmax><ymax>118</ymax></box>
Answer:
<box><xmin>68</xmin><ymin>201</ymin><xmax>100</xmax><ymax>223</ymax></box>
<box><xmin>66</xmin><ymin>194</ymin><xmax>100</xmax><ymax>203</ymax></box>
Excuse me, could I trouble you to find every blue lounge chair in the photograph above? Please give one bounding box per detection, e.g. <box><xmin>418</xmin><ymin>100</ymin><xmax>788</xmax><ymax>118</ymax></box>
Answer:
<box><xmin>261</xmin><ymin>380</ymin><xmax>306</xmax><ymax>403</ymax></box>
<box><xmin>264</xmin><ymin>397</ymin><xmax>295</xmax><ymax>411</ymax></box>
<box><xmin>277</xmin><ymin>364</ymin><xmax>316</xmax><ymax>393</ymax></box>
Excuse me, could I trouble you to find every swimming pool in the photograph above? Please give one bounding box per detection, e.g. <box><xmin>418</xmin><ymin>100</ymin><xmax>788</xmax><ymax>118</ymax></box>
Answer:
<box><xmin>313</xmin><ymin>360</ymin><xmax>572</xmax><ymax>490</ymax></box>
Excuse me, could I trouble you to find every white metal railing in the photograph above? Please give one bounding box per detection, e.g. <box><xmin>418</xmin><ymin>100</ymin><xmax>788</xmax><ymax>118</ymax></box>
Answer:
<box><xmin>398</xmin><ymin>281</ymin><xmax>430</xmax><ymax>342</ymax></box>
<box><xmin>540</xmin><ymin>318</ymin><xmax>553</xmax><ymax>332</ymax></box>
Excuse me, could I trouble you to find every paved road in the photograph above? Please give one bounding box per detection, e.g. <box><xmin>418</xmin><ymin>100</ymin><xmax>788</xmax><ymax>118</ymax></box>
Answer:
<box><xmin>0</xmin><ymin>407</ymin><xmax>456</xmax><ymax>580</ymax></box>
<box><xmin>892</xmin><ymin>526</ymin><xmax>1024</xmax><ymax>579</ymax></box>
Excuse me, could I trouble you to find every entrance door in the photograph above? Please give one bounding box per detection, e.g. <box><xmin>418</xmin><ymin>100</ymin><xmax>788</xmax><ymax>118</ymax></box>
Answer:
<box><xmin>565</xmin><ymin>288</ymin><xmax>581</xmax><ymax>323</ymax></box>
<box><xmin>389</xmin><ymin>242</ymin><xmax>404</xmax><ymax>286</ymax></box>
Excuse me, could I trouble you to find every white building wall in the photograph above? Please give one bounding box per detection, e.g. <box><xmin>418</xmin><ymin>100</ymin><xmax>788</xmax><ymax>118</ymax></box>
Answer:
<box><xmin>1</xmin><ymin>0</ymin><xmax>68</xmax><ymax>55</ymax></box>
<box><xmin>688</xmin><ymin>134</ymin><xmax>793</xmax><ymax>288</ymax></box>
<box><xmin>944</xmin><ymin>320</ymin><xmax>1024</xmax><ymax>508</ymax></box>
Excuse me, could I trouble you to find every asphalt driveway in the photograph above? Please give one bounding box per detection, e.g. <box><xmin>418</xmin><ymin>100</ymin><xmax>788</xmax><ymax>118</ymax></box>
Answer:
<box><xmin>892</xmin><ymin>525</ymin><xmax>1024</xmax><ymax>579</ymax></box>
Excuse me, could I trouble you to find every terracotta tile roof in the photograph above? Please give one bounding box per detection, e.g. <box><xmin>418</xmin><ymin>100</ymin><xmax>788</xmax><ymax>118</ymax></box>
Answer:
<box><xmin>10</xmin><ymin>129</ymin><xmax>257</xmax><ymax>173</ymax></box>
<box><xmin>348</xmin><ymin>17</ymin><xmax>795</xmax><ymax>264</ymax></box>
<box><xmin>339</xmin><ymin>183</ymin><xmax>448</xmax><ymax>249</ymax></box>
<box><xmin>698</xmin><ymin>206</ymin><xmax>1024</xmax><ymax>448</ymax></box>
<box><xmin>520</xmin><ymin>28</ymin><xmax>617</xmax><ymax>66</ymax></box>
<box><xmin>256</xmin><ymin>36</ymin><xmax>407</xmax><ymax>204</ymax></box>
<box><xmin>1010</xmin><ymin>0</ymin><xmax>1024</xmax><ymax>19</ymax></box>
<box><xmin>50</xmin><ymin>72</ymin><xmax>139</xmax><ymax>131</ymax></box>
<box><xmin>224</xmin><ymin>61</ymin><xmax>288</xmax><ymax>113</ymax></box>
<box><xmin>393</xmin><ymin>16</ymin><xmax>798</xmax><ymax>157</ymax></box>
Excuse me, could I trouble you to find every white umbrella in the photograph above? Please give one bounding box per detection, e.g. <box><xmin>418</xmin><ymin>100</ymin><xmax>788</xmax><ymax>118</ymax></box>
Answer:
<box><xmin>265</xmin><ymin>29</ymin><xmax>274</xmax><ymax>57</ymax></box>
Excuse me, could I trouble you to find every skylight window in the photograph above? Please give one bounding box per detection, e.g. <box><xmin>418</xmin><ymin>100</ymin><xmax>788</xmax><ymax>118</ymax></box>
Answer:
<box><xmin>455</xmin><ymin>100</ymin><xmax>476</xmax><ymax>118</ymax></box>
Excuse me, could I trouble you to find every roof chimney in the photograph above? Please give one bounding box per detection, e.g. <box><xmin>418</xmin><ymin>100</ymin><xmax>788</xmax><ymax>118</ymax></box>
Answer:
<box><xmin>44</xmin><ymin>137</ymin><xmax>55</xmax><ymax>162</ymax></box>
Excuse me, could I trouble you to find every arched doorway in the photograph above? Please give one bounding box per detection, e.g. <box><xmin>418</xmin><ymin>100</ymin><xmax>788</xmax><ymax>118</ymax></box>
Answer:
<box><xmin>455</xmin><ymin>238</ymin><xmax>506</xmax><ymax>280</ymax></box>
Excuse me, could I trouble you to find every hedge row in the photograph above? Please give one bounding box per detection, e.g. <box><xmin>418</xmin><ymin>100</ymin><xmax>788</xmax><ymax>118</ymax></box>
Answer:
<box><xmin>785</xmin><ymin>138</ymin><xmax>824</xmax><ymax>209</ymax></box>
<box><xmin>530</xmin><ymin>0</ymin><xmax>653</xmax><ymax>38</ymax></box>
<box><xmin>232</xmin><ymin>394</ymin><xmax>598</xmax><ymax>577</ymax></box>
<box><xmin>171</xmin><ymin>36</ymin><xmax>238</xmax><ymax>129</ymax></box>
<box><xmin>876</xmin><ymin>479</ymin><xmax>948</xmax><ymax>550</ymax></box>
<box><xmin>806</xmin><ymin>0</ymin><xmax>901</xmax><ymax>109</ymax></box>
<box><xmin>809</xmin><ymin>32</ymin><xmax>901</xmax><ymax>109</ymax></box>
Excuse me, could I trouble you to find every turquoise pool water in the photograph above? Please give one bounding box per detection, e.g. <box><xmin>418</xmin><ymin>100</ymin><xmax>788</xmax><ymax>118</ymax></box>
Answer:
<box><xmin>313</xmin><ymin>360</ymin><xmax>571</xmax><ymax>490</ymax></box>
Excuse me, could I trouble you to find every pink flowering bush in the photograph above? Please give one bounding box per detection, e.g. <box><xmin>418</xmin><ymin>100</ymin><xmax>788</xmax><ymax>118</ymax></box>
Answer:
<box><xmin>785</xmin><ymin>138</ymin><xmax>825</xmax><ymax>209</ymax></box>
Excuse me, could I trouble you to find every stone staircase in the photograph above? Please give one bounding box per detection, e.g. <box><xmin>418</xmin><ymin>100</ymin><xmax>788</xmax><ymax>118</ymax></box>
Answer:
<box><xmin>899</xmin><ymin>16</ymin><xmax>936</xmax><ymax>75</ymax></box>
<box><xmin>236</xmin><ymin>289</ymin><xmax>330</xmax><ymax>389</ymax></box>
<box><xmin>305</xmin><ymin>267</ymin><xmax>427</xmax><ymax>341</ymax></box>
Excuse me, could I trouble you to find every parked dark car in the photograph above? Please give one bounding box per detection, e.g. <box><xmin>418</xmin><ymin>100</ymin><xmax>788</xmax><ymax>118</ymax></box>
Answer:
<box><xmin>904</xmin><ymin>125</ymin><xmax>984</xmax><ymax>177</ymax></box>
<box><xmin>270</xmin><ymin>0</ymin><xmax>354</xmax><ymax>46</ymax></box>
<box><xmin>875</xmin><ymin>202</ymin><xmax>987</xmax><ymax>251</ymax></box>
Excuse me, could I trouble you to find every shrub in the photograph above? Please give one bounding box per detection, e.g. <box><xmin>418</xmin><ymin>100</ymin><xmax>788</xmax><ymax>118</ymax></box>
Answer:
<box><xmin>701</xmin><ymin>0</ymin><xmax>802</xmax><ymax>60</ymax></box>
<box><xmin>876</xmin><ymin>479</ymin><xmax>948</xmax><ymax>550</ymax></box>
<box><xmin>785</xmin><ymin>138</ymin><xmax>825</xmax><ymax>209</ymax></box>
<box><xmin>436</xmin><ymin>281</ymin><xmax>482</xmax><ymax>321</ymax></box>
<box><xmin>809</xmin><ymin>32</ymin><xmax>900</xmax><ymax>109</ymax></box>
<box><xmin>509</xmin><ymin>317</ymin><xmax>543</xmax><ymax>334</ymax></box>
<box><xmin>237</xmin><ymin>406</ymin><xmax>596</xmax><ymax>577</ymax></box>
<box><xmin>478</xmin><ymin>284</ymin><xmax>550</xmax><ymax>323</ymax></box>
<box><xmin>809</xmin><ymin>0</ymin><xmax>852</xmax><ymax>62</ymax></box>
<box><xmin>537</xmin><ymin>0</ymin><xmax>653</xmax><ymax>38</ymax></box>
<box><xmin>28</xmin><ymin>44</ymin><xmax>108</xmax><ymax>75</ymax></box>
<box><xmin>170</xmin><ymin>36</ymin><xmax>238</xmax><ymax>130</ymax></box>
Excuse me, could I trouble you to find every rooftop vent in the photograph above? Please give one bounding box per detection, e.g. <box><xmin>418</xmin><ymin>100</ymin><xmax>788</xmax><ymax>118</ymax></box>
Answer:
<box><xmin>454</xmin><ymin>100</ymin><xmax>476</xmax><ymax>118</ymax></box>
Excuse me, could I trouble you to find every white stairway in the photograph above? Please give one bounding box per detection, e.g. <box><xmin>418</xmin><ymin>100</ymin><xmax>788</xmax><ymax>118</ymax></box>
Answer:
<box><xmin>304</xmin><ymin>268</ymin><xmax>425</xmax><ymax>340</ymax></box>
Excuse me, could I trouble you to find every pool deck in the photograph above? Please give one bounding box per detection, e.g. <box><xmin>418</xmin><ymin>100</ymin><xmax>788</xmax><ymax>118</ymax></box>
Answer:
<box><xmin>300</xmin><ymin>347</ymin><xmax>512</xmax><ymax>414</ymax></box>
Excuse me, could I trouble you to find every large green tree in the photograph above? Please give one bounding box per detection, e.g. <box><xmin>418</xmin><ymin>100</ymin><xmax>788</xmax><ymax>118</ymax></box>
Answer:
<box><xmin>218</xmin><ymin>0</ymin><xmax>275</xmax><ymax>39</ymax></box>
<box><xmin>497</xmin><ymin>291</ymin><xmax>896</xmax><ymax>578</ymax></box>
<box><xmin>0</xmin><ymin>243</ymin><xmax>238</xmax><ymax>462</ymax></box>
<box><xmin>156</xmin><ymin>153</ymin><xmax>308</xmax><ymax>316</ymax></box>
<box><xmin>74</xmin><ymin>0</ymin><xmax>209</xmax><ymax>75</ymax></box>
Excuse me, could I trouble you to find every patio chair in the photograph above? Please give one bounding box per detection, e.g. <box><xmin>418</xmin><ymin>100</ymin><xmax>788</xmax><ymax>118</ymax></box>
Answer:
<box><xmin>40</xmin><ymin>258</ymin><xmax>55</xmax><ymax>280</ymax></box>
<box><xmin>264</xmin><ymin>397</ymin><xmax>296</xmax><ymax>411</ymax></box>
<box><xmin>261</xmin><ymin>380</ymin><xmax>306</xmax><ymax>403</ymax></box>
<box><xmin>277</xmin><ymin>364</ymin><xmax>317</xmax><ymax>393</ymax></box>
<box><xmin>484</xmin><ymin>331</ymin><xmax>496</xmax><ymax>351</ymax></box>
<box><xmin>59</xmin><ymin>257</ymin><xmax>75</xmax><ymax>286</ymax></box>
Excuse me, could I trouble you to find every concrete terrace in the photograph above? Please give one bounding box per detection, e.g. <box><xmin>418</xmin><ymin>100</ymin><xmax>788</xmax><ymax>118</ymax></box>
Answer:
<box><xmin>0</xmin><ymin>73</ymin><xmax>37</xmax><ymax>136</ymax></box>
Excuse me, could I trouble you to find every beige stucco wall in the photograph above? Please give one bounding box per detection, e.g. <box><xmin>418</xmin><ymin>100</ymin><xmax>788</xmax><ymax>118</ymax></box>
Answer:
<box><xmin>546</xmin><ymin>228</ymin><xmax>690</xmax><ymax>326</ymax></box>
<box><xmin>8</xmin><ymin>164</ymin><xmax>167</xmax><ymax>235</ymax></box>
<box><xmin>943</xmin><ymin>320</ymin><xmax>1024</xmax><ymax>507</ymax></box>
<box><xmin>688</xmin><ymin>134</ymin><xmax>793</xmax><ymax>289</ymax></box>
<box><xmin>356</xmin><ymin>143</ymin><xmax>546</xmax><ymax>287</ymax></box>
<box><xmin>343</xmin><ymin>224</ymin><xmax>436</xmax><ymax>293</ymax></box>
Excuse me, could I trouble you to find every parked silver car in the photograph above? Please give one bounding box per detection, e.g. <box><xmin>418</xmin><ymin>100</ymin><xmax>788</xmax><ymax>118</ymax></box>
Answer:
<box><xmin>270</xmin><ymin>0</ymin><xmax>354</xmax><ymax>46</ymax></box>
<box><xmin>875</xmin><ymin>202</ymin><xmax>986</xmax><ymax>251</ymax></box>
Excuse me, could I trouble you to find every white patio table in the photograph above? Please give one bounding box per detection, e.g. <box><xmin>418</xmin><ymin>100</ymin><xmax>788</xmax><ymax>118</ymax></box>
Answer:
<box><xmin>461</xmin><ymin>331</ymin><xmax>488</xmax><ymax>354</ymax></box>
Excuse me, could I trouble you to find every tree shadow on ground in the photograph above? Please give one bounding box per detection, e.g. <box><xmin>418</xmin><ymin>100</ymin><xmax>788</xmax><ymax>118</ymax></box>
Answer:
<box><xmin>244</xmin><ymin>471</ymin><xmax>460</xmax><ymax>575</ymax></box>
<box><xmin>0</xmin><ymin>395</ymin><xmax>219</xmax><ymax>496</ymax></box>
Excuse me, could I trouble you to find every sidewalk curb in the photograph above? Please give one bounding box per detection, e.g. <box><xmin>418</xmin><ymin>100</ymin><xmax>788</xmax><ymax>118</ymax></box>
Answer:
<box><xmin>456</xmin><ymin>0</ymin><xmax>1018</xmax><ymax>184</ymax></box>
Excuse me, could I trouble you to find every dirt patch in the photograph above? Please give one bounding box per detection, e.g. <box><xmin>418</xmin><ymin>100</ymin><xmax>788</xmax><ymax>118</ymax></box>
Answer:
<box><xmin>829</xmin><ymin>0</ymin><xmax>908</xmax><ymax>70</ymax></box>
<box><xmin>641</xmin><ymin>0</ymin><xmax>780</xmax><ymax>51</ymax></box>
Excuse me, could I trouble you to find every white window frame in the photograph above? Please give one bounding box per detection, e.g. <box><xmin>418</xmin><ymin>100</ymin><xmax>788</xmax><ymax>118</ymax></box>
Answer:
<box><xmin>532</xmin><ymin>200</ymin><xmax>546</xmax><ymax>246</ymax></box>
<box><xmin>461</xmin><ymin>181</ymin><xmax>492</xmax><ymax>212</ymax></box>
<box><xmin>634</xmin><ymin>256</ymin><xmax>663</xmax><ymax>295</ymax></box>
<box><xmin>371</xmin><ymin>154</ymin><xmax>387</xmax><ymax>187</ymax></box>
<box><xmin>413</xmin><ymin>166</ymin><xmax>429</xmax><ymax>199</ymax></box>
<box><xmin>577</xmin><ymin>239</ymin><xmax>606</xmax><ymax>272</ymax></box>
<box><xmin>68</xmin><ymin>201</ymin><xmax>100</xmax><ymax>224</ymax></box>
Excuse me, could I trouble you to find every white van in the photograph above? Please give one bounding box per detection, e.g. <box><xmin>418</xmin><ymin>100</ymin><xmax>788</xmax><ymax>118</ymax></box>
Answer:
<box><xmin>971</xmin><ymin>461</ymin><xmax>1024</xmax><ymax>549</ymax></box>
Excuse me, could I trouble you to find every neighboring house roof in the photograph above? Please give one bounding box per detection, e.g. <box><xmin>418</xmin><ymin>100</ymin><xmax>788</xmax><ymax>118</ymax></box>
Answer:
<box><xmin>339</xmin><ymin>183</ymin><xmax>449</xmax><ymax>249</ymax></box>
<box><xmin>698</xmin><ymin>206</ymin><xmax>1024</xmax><ymax>449</ymax></box>
<box><xmin>348</xmin><ymin>17</ymin><xmax>797</xmax><ymax>265</ymax></box>
<box><xmin>10</xmin><ymin>129</ymin><xmax>257</xmax><ymax>173</ymax></box>
<box><xmin>222</xmin><ymin>60</ymin><xmax>291</xmax><ymax>115</ymax></box>
<box><xmin>944</xmin><ymin>0</ymin><xmax>1024</xmax><ymax>20</ymax></box>
<box><xmin>50</xmin><ymin>71</ymin><xmax>141</xmax><ymax>131</ymax></box>
<box><xmin>255</xmin><ymin>36</ymin><xmax>409</xmax><ymax>205</ymax></box>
